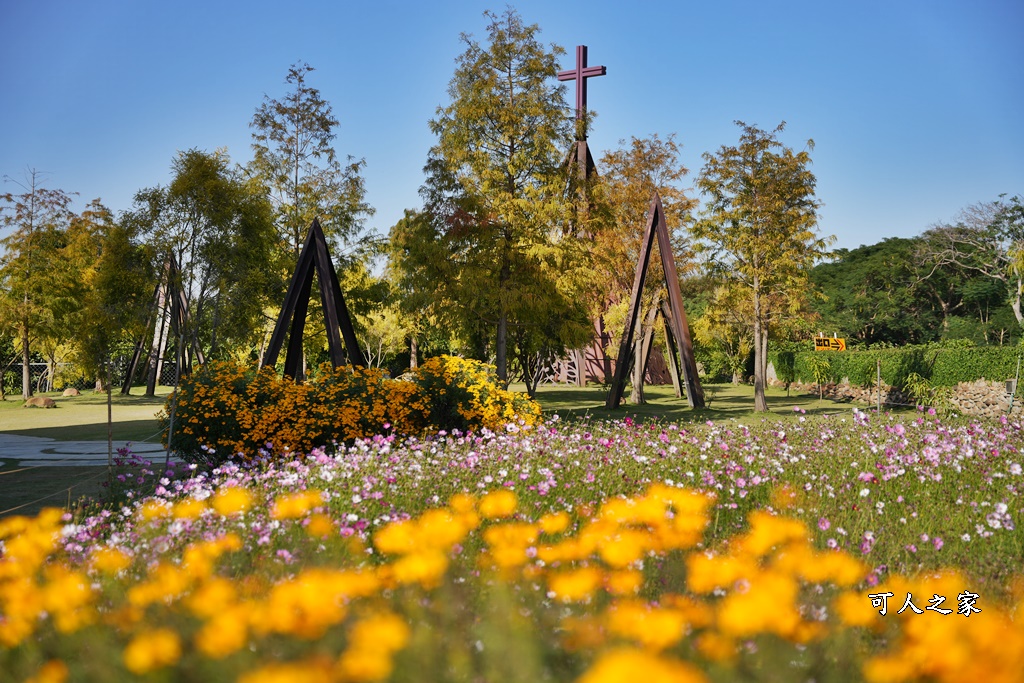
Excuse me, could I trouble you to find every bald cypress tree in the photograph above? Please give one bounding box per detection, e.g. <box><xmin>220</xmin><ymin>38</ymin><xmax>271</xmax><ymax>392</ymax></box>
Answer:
<box><xmin>427</xmin><ymin>9</ymin><xmax>580</xmax><ymax>382</ymax></box>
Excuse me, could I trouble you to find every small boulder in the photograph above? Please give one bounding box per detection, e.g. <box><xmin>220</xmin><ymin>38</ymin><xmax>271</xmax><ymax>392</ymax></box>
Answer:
<box><xmin>24</xmin><ymin>396</ymin><xmax>57</xmax><ymax>409</ymax></box>
<box><xmin>62</xmin><ymin>387</ymin><xmax>80</xmax><ymax>397</ymax></box>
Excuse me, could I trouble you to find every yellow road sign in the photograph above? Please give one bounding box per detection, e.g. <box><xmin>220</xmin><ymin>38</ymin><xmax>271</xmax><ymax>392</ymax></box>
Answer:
<box><xmin>814</xmin><ymin>337</ymin><xmax>846</xmax><ymax>352</ymax></box>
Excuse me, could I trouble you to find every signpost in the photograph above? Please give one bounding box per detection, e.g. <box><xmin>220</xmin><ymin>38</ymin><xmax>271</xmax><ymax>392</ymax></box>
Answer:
<box><xmin>814</xmin><ymin>337</ymin><xmax>846</xmax><ymax>352</ymax></box>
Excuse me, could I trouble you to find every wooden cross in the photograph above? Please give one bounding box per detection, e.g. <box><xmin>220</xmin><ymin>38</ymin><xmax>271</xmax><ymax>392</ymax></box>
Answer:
<box><xmin>557</xmin><ymin>45</ymin><xmax>606</xmax><ymax>126</ymax></box>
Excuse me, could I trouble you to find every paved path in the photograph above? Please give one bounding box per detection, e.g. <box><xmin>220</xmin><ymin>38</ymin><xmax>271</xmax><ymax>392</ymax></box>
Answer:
<box><xmin>0</xmin><ymin>434</ymin><xmax>169</xmax><ymax>467</ymax></box>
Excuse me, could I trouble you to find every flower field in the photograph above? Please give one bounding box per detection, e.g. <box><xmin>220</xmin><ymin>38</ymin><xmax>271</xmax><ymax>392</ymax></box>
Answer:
<box><xmin>3</xmin><ymin>408</ymin><xmax>1024</xmax><ymax>681</ymax></box>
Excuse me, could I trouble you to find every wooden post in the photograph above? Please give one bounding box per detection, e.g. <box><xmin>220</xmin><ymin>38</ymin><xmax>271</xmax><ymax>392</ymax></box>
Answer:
<box><xmin>660</xmin><ymin>300</ymin><xmax>683</xmax><ymax>398</ymax></box>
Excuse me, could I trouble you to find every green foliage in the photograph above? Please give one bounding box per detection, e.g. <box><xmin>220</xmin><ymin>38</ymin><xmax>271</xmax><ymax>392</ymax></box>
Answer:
<box><xmin>809</xmin><ymin>238</ymin><xmax>939</xmax><ymax>345</ymax></box>
<box><xmin>128</xmin><ymin>149</ymin><xmax>279</xmax><ymax>360</ymax></box>
<box><xmin>693</xmin><ymin>121</ymin><xmax>832</xmax><ymax>411</ymax></box>
<box><xmin>249</xmin><ymin>62</ymin><xmax>373</xmax><ymax>262</ymax></box>
<box><xmin>787</xmin><ymin>343</ymin><xmax>1023</xmax><ymax>388</ymax></box>
<box><xmin>775</xmin><ymin>350</ymin><xmax>796</xmax><ymax>386</ymax></box>
<box><xmin>0</xmin><ymin>170</ymin><xmax>77</xmax><ymax>397</ymax></box>
<box><xmin>806</xmin><ymin>355</ymin><xmax>833</xmax><ymax>385</ymax></box>
<box><xmin>902</xmin><ymin>371</ymin><xmax>953</xmax><ymax>412</ymax></box>
<box><xmin>421</xmin><ymin>8</ymin><xmax>581</xmax><ymax>380</ymax></box>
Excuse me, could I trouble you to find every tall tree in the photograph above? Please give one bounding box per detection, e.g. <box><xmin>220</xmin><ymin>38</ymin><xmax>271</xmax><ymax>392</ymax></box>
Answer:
<box><xmin>0</xmin><ymin>170</ymin><xmax>76</xmax><ymax>398</ymax></box>
<box><xmin>597</xmin><ymin>134</ymin><xmax>697</xmax><ymax>402</ymax></box>
<box><xmin>810</xmin><ymin>238</ymin><xmax>939</xmax><ymax>345</ymax></box>
<box><xmin>427</xmin><ymin>8</ymin><xmax>578</xmax><ymax>381</ymax></box>
<box><xmin>250</xmin><ymin>62</ymin><xmax>373</xmax><ymax>262</ymax></box>
<box><xmin>129</xmin><ymin>149</ymin><xmax>278</xmax><ymax>364</ymax></box>
<box><xmin>693</xmin><ymin>122</ymin><xmax>832</xmax><ymax>411</ymax></box>
<box><xmin>77</xmin><ymin>215</ymin><xmax>153</xmax><ymax>476</ymax></box>
<box><xmin>919</xmin><ymin>195</ymin><xmax>1024</xmax><ymax>325</ymax></box>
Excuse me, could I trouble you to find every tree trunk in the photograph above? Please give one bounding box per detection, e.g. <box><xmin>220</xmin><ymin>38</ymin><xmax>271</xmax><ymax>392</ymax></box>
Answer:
<box><xmin>629</xmin><ymin>331</ymin><xmax>645</xmax><ymax>405</ymax></box>
<box><xmin>410</xmin><ymin>335</ymin><xmax>418</xmax><ymax>369</ymax></box>
<box><xmin>20</xmin><ymin>325</ymin><xmax>31</xmax><ymax>399</ymax></box>
<box><xmin>752</xmin><ymin>287</ymin><xmax>768</xmax><ymax>412</ymax></box>
<box><xmin>106</xmin><ymin>361</ymin><xmax>114</xmax><ymax>488</ymax></box>
<box><xmin>1013</xmin><ymin>279</ymin><xmax>1023</xmax><ymax>325</ymax></box>
<box><xmin>496</xmin><ymin>311</ymin><xmax>508</xmax><ymax>384</ymax></box>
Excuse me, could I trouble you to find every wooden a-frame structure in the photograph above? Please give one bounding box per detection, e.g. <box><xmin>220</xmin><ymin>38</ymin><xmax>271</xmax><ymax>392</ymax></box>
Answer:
<box><xmin>606</xmin><ymin>192</ymin><xmax>705</xmax><ymax>409</ymax></box>
<box><xmin>121</xmin><ymin>255</ymin><xmax>205</xmax><ymax>396</ymax></box>
<box><xmin>260</xmin><ymin>218</ymin><xmax>365</xmax><ymax>379</ymax></box>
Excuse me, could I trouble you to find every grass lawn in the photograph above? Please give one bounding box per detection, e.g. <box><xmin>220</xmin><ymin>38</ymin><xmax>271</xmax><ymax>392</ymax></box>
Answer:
<box><xmin>511</xmin><ymin>380</ymin><xmax>871</xmax><ymax>423</ymax></box>
<box><xmin>0</xmin><ymin>387</ymin><xmax>171</xmax><ymax>518</ymax></box>
<box><xmin>0</xmin><ymin>386</ymin><xmax>171</xmax><ymax>441</ymax></box>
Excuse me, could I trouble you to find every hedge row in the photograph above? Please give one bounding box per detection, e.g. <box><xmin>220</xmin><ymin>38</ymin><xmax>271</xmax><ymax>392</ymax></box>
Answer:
<box><xmin>771</xmin><ymin>344</ymin><xmax>1024</xmax><ymax>389</ymax></box>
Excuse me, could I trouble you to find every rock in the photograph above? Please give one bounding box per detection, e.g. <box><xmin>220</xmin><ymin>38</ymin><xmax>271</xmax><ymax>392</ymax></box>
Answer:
<box><xmin>24</xmin><ymin>396</ymin><xmax>56</xmax><ymax>408</ymax></box>
<box><xmin>62</xmin><ymin>387</ymin><xmax>80</xmax><ymax>397</ymax></box>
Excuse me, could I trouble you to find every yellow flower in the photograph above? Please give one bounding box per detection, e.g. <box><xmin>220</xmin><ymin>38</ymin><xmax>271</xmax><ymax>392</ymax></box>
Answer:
<box><xmin>539</xmin><ymin>511</ymin><xmax>571</xmax><ymax>535</ymax></box>
<box><xmin>336</xmin><ymin>611</ymin><xmax>410</xmax><ymax>682</ymax></box>
<box><xmin>172</xmin><ymin>497</ymin><xmax>206</xmax><ymax>520</ymax></box>
<box><xmin>391</xmin><ymin>549</ymin><xmax>448</xmax><ymax>589</ymax></box>
<box><xmin>270</xmin><ymin>490</ymin><xmax>324</xmax><ymax>520</ymax></box>
<box><xmin>598</xmin><ymin>530</ymin><xmax>648</xmax><ymax>569</ymax></box>
<box><xmin>576</xmin><ymin>647</ymin><xmax>708</xmax><ymax>683</ymax></box>
<box><xmin>306</xmin><ymin>513</ymin><xmax>335</xmax><ymax>538</ymax></box>
<box><xmin>211</xmin><ymin>486</ymin><xmax>252</xmax><ymax>516</ymax></box>
<box><xmin>89</xmin><ymin>547</ymin><xmax>132</xmax><ymax>575</ymax></box>
<box><xmin>24</xmin><ymin>660</ymin><xmax>69</xmax><ymax>683</ymax></box>
<box><xmin>483</xmin><ymin>522</ymin><xmax>539</xmax><ymax>570</ymax></box>
<box><xmin>606</xmin><ymin>600</ymin><xmax>688</xmax><ymax>650</ymax></box>
<box><xmin>337</xmin><ymin>647</ymin><xmax>395</xmax><ymax>682</ymax></box>
<box><xmin>185</xmin><ymin>576</ymin><xmax>238</xmax><ymax>618</ymax></box>
<box><xmin>347</xmin><ymin>611</ymin><xmax>411</xmax><ymax>653</ymax></box>
<box><xmin>479</xmin><ymin>490</ymin><xmax>517</xmax><ymax>519</ymax></box>
<box><xmin>694</xmin><ymin>632</ymin><xmax>736</xmax><ymax>662</ymax></box>
<box><xmin>737</xmin><ymin>511</ymin><xmax>808</xmax><ymax>558</ymax></box>
<box><xmin>605</xmin><ymin>569</ymin><xmax>643</xmax><ymax>596</ymax></box>
<box><xmin>374</xmin><ymin>519</ymin><xmax>418</xmax><ymax>555</ymax></box>
<box><xmin>834</xmin><ymin>591</ymin><xmax>883</xmax><ymax>628</ymax></box>
<box><xmin>40</xmin><ymin>566</ymin><xmax>93</xmax><ymax>633</ymax></box>
<box><xmin>123</xmin><ymin>628</ymin><xmax>181</xmax><ymax>674</ymax></box>
<box><xmin>237</xmin><ymin>660</ymin><xmax>334</xmax><ymax>683</ymax></box>
<box><xmin>548</xmin><ymin>566</ymin><xmax>602</xmax><ymax>603</ymax></box>
<box><xmin>138</xmin><ymin>500</ymin><xmax>171</xmax><ymax>522</ymax></box>
<box><xmin>716</xmin><ymin>570</ymin><xmax>802</xmax><ymax>639</ymax></box>
<box><xmin>195</xmin><ymin>606</ymin><xmax>250</xmax><ymax>658</ymax></box>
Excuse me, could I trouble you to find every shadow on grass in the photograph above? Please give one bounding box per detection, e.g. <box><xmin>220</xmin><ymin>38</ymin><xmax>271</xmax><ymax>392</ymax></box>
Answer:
<box><xmin>4</xmin><ymin>419</ymin><xmax>166</xmax><ymax>443</ymax></box>
<box><xmin>0</xmin><ymin>459</ymin><xmax>109</xmax><ymax>518</ymax></box>
<box><xmin>517</xmin><ymin>382</ymin><xmax>887</xmax><ymax>424</ymax></box>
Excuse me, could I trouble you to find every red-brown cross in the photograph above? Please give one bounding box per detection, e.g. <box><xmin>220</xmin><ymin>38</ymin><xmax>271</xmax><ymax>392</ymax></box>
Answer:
<box><xmin>557</xmin><ymin>45</ymin><xmax>606</xmax><ymax>124</ymax></box>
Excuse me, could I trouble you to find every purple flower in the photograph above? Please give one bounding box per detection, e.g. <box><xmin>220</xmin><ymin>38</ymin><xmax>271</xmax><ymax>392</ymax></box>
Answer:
<box><xmin>818</xmin><ymin>517</ymin><xmax>831</xmax><ymax>531</ymax></box>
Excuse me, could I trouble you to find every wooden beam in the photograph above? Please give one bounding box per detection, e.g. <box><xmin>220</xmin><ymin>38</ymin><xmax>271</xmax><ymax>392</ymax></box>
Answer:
<box><xmin>606</xmin><ymin>196</ymin><xmax>659</xmax><ymax>409</ymax></box>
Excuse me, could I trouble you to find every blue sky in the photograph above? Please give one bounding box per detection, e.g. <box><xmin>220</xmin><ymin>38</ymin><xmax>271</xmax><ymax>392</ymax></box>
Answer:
<box><xmin>2</xmin><ymin>0</ymin><xmax>1021</xmax><ymax>252</ymax></box>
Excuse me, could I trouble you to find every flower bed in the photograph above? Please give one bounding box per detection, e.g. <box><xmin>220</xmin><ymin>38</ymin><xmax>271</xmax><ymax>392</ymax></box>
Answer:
<box><xmin>3</xmin><ymin>410</ymin><xmax>1023</xmax><ymax>681</ymax></box>
<box><xmin>162</xmin><ymin>355</ymin><xmax>541</xmax><ymax>465</ymax></box>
